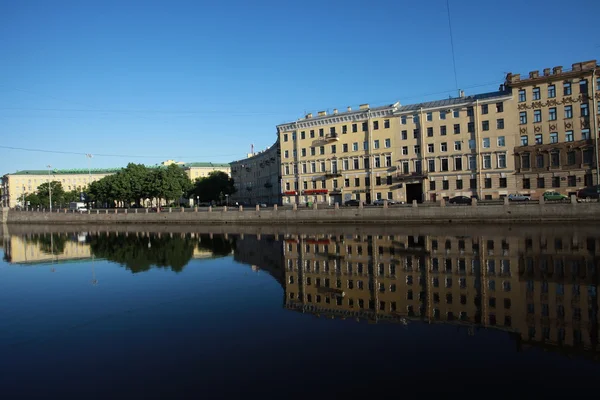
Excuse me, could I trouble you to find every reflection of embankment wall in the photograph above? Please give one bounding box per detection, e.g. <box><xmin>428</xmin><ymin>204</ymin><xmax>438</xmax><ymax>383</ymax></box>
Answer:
<box><xmin>234</xmin><ymin>234</ymin><xmax>284</xmax><ymax>285</ymax></box>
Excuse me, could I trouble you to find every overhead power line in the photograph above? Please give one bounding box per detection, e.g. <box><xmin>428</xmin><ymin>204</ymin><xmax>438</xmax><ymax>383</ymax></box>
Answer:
<box><xmin>446</xmin><ymin>0</ymin><xmax>459</xmax><ymax>90</ymax></box>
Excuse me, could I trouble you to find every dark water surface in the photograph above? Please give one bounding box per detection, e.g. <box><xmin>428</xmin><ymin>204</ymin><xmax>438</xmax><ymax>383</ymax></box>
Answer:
<box><xmin>1</xmin><ymin>224</ymin><xmax>599</xmax><ymax>398</ymax></box>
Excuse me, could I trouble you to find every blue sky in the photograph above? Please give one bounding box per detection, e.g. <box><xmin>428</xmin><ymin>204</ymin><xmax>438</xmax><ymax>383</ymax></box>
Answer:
<box><xmin>1</xmin><ymin>0</ymin><xmax>598</xmax><ymax>173</ymax></box>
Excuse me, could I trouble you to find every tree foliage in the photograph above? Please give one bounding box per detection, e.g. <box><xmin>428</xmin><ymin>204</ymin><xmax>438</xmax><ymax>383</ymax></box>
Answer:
<box><xmin>190</xmin><ymin>171</ymin><xmax>236</xmax><ymax>203</ymax></box>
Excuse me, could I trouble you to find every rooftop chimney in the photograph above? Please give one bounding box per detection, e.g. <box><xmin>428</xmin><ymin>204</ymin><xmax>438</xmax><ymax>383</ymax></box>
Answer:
<box><xmin>543</xmin><ymin>68</ymin><xmax>551</xmax><ymax>76</ymax></box>
<box><xmin>553</xmin><ymin>66</ymin><xmax>563</xmax><ymax>75</ymax></box>
<box><xmin>333</xmin><ymin>108</ymin><xmax>338</xmax><ymax>114</ymax></box>
<box><xmin>359</xmin><ymin>103</ymin><xmax>369</xmax><ymax>110</ymax></box>
<box><xmin>459</xmin><ymin>90</ymin><xmax>465</xmax><ymax>98</ymax></box>
<box><xmin>317</xmin><ymin>110</ymin><xmax>327</xmax><ymax>117</ymax></box>
<box><xmin>306</xmin><ymin>113</ymin><xmax>313</xmax><ymax>119</ymax></box>
<box><xmin>529</xmin><ymin>70</ymin><xmax>539</xmax><ymax>79</ymax></box>
<box><xmin>347</xmin><ymin>106</ymin><xmax>352</xmax><ymax>112</ymax></box>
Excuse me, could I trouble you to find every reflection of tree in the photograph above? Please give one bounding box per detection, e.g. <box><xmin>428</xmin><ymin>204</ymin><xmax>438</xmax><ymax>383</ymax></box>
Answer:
<box><xmin>197</xmin><ymin>234</ymin><xmax>236</xmax><ymax>256</ymax></box>
<box><xmin>26</xmin><ymin>234</ymin><xmax>68</xmax><ymax>254</ymax></box>
<box><xmin>88</xmin><ymin>234</ymin><xmax>196</xmax><ymax>273</ymax></box>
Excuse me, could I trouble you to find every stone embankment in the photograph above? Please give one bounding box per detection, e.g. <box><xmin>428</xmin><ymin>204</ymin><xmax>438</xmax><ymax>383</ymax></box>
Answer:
<box><xmin>2</xmin><ymin>197</ymin><xmax>599</xmax><ymax>225</ymax></box>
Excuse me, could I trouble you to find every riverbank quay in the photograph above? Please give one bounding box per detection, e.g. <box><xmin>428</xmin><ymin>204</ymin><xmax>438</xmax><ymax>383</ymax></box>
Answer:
<box><xmin>2</xmin><ymin>197</ymin><xmax>600</xmax><ymax>225</ymax></box>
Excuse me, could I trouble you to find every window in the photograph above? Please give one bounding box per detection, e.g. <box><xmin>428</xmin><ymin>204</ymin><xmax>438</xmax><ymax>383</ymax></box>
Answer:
<box><xmin>522</xmin><ymin>153</ymin><xmax>530</xmax><ymax>168</ymax></box>
<box><xmin>362</xmin><ymin>122</ymin><xmax>368</xmax><ymax>132</ymax></box>
<box><xmin>402</xmin><ymin>161</ymin><xmax>409</xmax><ymax>173</ymax></box>
<box><xmin>467</xmin><ymin>107</ymin><xmax>474</xmax><ymax>117</ymax></box>
<box><xmin>518</xmin><ymin>89</ymin><xmax>526</xmax><ymax>102</ymax></box>
<box><xmin>401</xmin><ymin>116</ymin><xmax>406</xmax><ymax>125</ymax></box>
<box><xmin>413</xmin><ymin>129</ymin><xmax>419</xmax><ymax>138</ymax></box>
<box><xmin>441</xmin><ymin>142</ymin><xmax>447</xmax><ymax>152</ymax></box>
<box><xmin>499</xmin><ymin>177</ymin><xmax>507</xmax><ymax>188</ymax></box>
<box><xmin>583</xmin><ymin>149</ymin><xmax>593</xmax><ymax>164</ymax></box>
<box><xmin>548</xmin><ymin>85</ymin><xmax>556</xmax><ymax>98</ymax></box>
<box><xmin>482</xmin><ymin>120</ymin><xmax>489</xmax><ymax>131</ymax></box>
<box><xmin>353</xmin><ymin>159</ymin><xmax>359</xmax><ymax>169</ymax></box>
<box><xmin>385</xmin><ymin>155</ymin><xmax>392</xmax><ymax>167</ymax></box>
<box><xmin>454</xmin><ymin>141</ymin><xmax>461</xmax><ymax>151</ymax></box>
<box><xmin>430</xmin><ymin>180</ymin><xmax>436</xmax><ymax>190</ymax></box>
<box><xmin>470</xmin><ymin>178</ymin><xmax>477</xmax><ymax>189</ymax></box>
<box><xmin>456</xmin><ymin>179</ymin><xmax>463</xmax><ymax>189</ymax></box>
<box><xmin>343</xmin><ymin>159</ymin><xmax>349</xmax><ymax>170</ymax></box>
<box><xmin>352</xmin><ymin>123</ymin><xmax>357</xmax><ymax>133</ymax></box>
<box><xmin>427</xmin><ymin>143</ymin><xmax>434</xmax><ymax>153</ymax></box>
<box><xmin>353</xmin><ymin>142</ymin><xmax>358</xmax><ymax>151</ymax></box>
<box><xmin>453</xmin><ymin>109</ymin><xmax>460</xmax><ymax>118</ymax></box>
<box><xmin>427</xmin><ymin>127</ymin><xmax>433</xmax><ymax>137</ymax></box>
<box><xmin>482</xmin><ymin>138</ymin><xmax>490</xmax><ymax>148</ymax></box>
<box><xmin>468</xmin><ymin>139</ymin><xmax>476</xmax><ymax>149</ymax></box>
<box><xmin>342</xmin><ymin>125</ymin><xmax>347</xmax><ymax>134</ymax></box>
<box><xmin>535</xmin><ymin>134</ymin><xmax>543</xmax><ymax>145</ymax></box>
<box><xmin>581</xmin><ymin>103</ymin><xmax>589</xmax><ymax>117</ymax></box>
<box><xmin>384</xmin><ymin>119</ymin><xmax>390</xmax><ymax>129</ymax></box>
<box><xmin>363</xmin><ymin>157</ymin><xmax>369</xmax><ymax>169</ymax></box>
<box><xmin>533</xmin><ymin>87</ymin><xmax>540</xmax><ymax>100</ymax></box>
<box><xmin>564</xmin><ymin>82</ymin><xmax>571</xmax><ymax>96</ymax></box>
<box><xmin>310</xmin><ymin>130</ymin><xmax>315</xmax><ymax>138</ymax></box>
<box><xmin>580</xmin><ymin>79</ymin><xmax>588</xmax><ymax>93</ymax></box>
<box><xmin>414</xmin><ymin>145</ymin><xmax>420</xmax><ymax>154</ymax></box>
<box><xmin>521</xmin><ymin>135</ymin><xmax>528</xmax><ymax>146</ymax></box>
<box><xmin>300</xmin><ymin>148</ymin><xmax>306</xmax><ymax>157</ymax></box>
<box><xmin>534</xmin><ymin>110</ymin><xmax>541</xmax><ymax>123</ymax></box>
<box><xmin>536</xmin><ymin>154</ymin><xmax>544</xmax><ymax>168</ymax></box>
<box><xmin>320</xmin><ymin>146</ymin><xmax>325</xmax><ymax>155</ymax></box>
<box><xmin>413</xmin><ymin>115</ymin><xmax>419</xmax><ymax>123</ymax></box>
<box><xmin>440</xmin><ymin>110</ymin><xmax>446</xmax><ymax>120</ymax></box>
<box><xmin>483</xmin><ymin>155</ymin><xmax>491</xmax><ymax>169</ymax></box>
<box><xmin>550</xmin><ymin>132</ymin><xmax>558</xmax><ymax>143</ymax></box>
<box><xmin>565</xmin><ymin>105</ymin><xmax>573</xmax><ymax>119</ymax></box>
<box><xmin>300</xmin><ymin>131</ymin><xmax>305</xmax><ymax>139</ymax></box>
<box><xmin>331</xmin><ymin>145</ymin><xmax>337</xmax><ymax>154</ymax></box>
<box><xmin>520</xmin><ymin>112</ymin><xmax>527</xmax><ymax>124</ymax></box>
<box><xmin>441</xmin><ymin>158</ymin><xmax>449</xmax><ymax>171</ymax></box>
<box><xmin>319</xmin><ymin>128</ymin><xmax>324</xmax><ymax>137</ymax></box>
<box><xmin>373</xmin><ymin>140</ymin><xmax>380</xmax><ymax>149</ymax></box>
<box><xmin>342</xmin><ymin>144</ymin><xmax>348</xmax><ymax>153</ymax></box>
<box><xmin>498</xmin><ymin>154</ymin><xmax>506</xmax><ymax>168</ymax></box>
<box><xmin>467</xmin><ymin>122</ymin><xmax>474</xmax><ymax>132</ymax></box>
<box><xmin>426</xmin><ymin>112</ymin><xmax>432</xmax><ymax>121</ymax></box>
<box><xmin>440</xmin><ymin>125</ymin><xmax>447</xmax><ymax>136</ymax></box>
<box><xmin>284</xmin><ymin>150</ymin><xmax>289</xmax><ymax>158</ymax></box>
<box><xmin>496</xmin><ymin>102</ymin><xmax>503</xmax><ymax>113</ymax></box>
<box><xmin>469</xmin><ymin>155</ymin><xmax>476</xmax><ymax>170</ymax></box>
<box><xmin>582</xmin><ymin>129</ymin><xmax>590</xmax><ymax>140</ymax></box>
<box><xmin>568</xmin><ymin>175</ymin><xmax>576</xmax><ymax>187</ymax></box>
<box><xmin>481</xmin><ymin>104</ymin><xmax>488</xmax><ymax>114</ymax></box>
<box><xmin>402</xmin><ymin>146</ymin><xmax>408</xmax><ymax>155</ymax></box>
<box><xmin>442</xmin><ymin>180</ymin><xmax>449</xmax><ymax>190</ymax></box>
<box><xmin>354</xmin><ymin>178</ymin><xmax>360</xmax><ymax>187</ymax></box>
<box><xmin>374</xmin><ymin>157</ymin><xmax>381</xmax><ymax>168</ymax></box>
<box><xmin>401</xmin><ymin>130</ymin><xmax>407</xmax><ymax>140</ymax></box>
<box><xmin>551</xmin><ymin>151</ymin><xmax>559</xmax><ymax>167</ymax></box>
<box><xmin>497</xmin><ymin>136</ymin><xmax>505</xmax><ymax>147</ymax></box>
<box><xmin>552</xmin><ymin>177</ymin><xmax>560</xmax><ymax>188</ymax></box>
<box><xmin>428</xmin><ymin>159</ymin><xmax>435</xmax><ymax>172</ymax></box>
<box><xmin>283</xmin><ymin>134</ymin><xmax>288</xmax><ymax>142</ymax></box>
<box><xmin>454</xmin><ymin>157</ymin><xmax>462</xmax><ymax>171</ymax></box>
<box><xmin>363</xmin><ymin>141</ymin><xmax>368</xmax><ymax>150</ymax></box>
<box><xmin>523</xmin><ymin>178</ymin><xmax>530</xmax><ymax>189</ymax></box>
<box><xmin>384</xmin><ymin>138</ymin><xmax>391</xmax><ymax>148</ymax></box>
<box><xmin>485</xmin><ymin>178</ymin><xmax>492</xmax><ymax>188</ymax></box>
<box><xmin>497</xmin><ymin>118</ymin><xmax>504</xmax><ymax>129</ymax></box>
<box><xmin>453</xmin><ymin>124</ymin><xmax>460</xmax><ymax>134</ymax></box>
<box><xmin>565</xmin><ymin>131</ymin><xmax>574</xmax><ymax>142</ymax></box>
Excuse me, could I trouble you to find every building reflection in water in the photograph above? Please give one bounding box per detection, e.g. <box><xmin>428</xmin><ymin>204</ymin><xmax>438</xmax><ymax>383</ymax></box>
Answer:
<box><xmin>3</xmin><ymin>226</ymin><xmax>598</xmax><ymax>359</ymax></box>
<box><xmin>282</xmin><ymin>231</ymin><xmax>599</xmax><ymax>359</ymax></box>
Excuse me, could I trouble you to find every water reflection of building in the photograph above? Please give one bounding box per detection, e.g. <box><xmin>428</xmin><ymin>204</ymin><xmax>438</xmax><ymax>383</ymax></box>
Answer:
<box><xmin>283</xmin><ymin>232</ymin><xmax>599</xmax><ymax>358</ymax></box>
<box><xmin>233</xmin><ymin>233</ymin><xmax>284</xmax><ymax>284</ymax></box>
<box><xmin>2</xmin><ymin>234</ymin><xmax>92</xmax><ymax>264</ymax></box>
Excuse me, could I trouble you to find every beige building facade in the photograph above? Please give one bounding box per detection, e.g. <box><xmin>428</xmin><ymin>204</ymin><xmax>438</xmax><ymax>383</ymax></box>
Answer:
<box><xmin>277</xmin><ymin>90</ymin><xmax>517</xmax><ymax>205</ymax></box>
<box><xmin>230</xmin><ymin>141</ymin><xmax>281</xmax><ymax>205</ymax></box>
<box><xmin>506</xmin><ymin>60</ymin><xmax>600</xmax><ymax>198</ymax></box>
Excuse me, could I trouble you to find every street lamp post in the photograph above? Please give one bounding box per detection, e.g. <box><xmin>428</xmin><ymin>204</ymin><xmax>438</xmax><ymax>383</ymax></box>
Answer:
<box><xmin>85</xmin><ymin>154</ymin><xmax>93</xmax><ymax>205</ymax></box>
<box><xmin>225</xmin><ymin>194</ymin><xmax>229</xmax><ymax>206</ymax></box>
<box><xmin>47</xmin><ymin>165</ymin><xmax>52</xmax><ymax>212</ymax></box>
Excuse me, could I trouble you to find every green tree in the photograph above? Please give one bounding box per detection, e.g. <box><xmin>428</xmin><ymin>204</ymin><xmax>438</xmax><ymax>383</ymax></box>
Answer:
<box><xmin>24</xmin><ymin>192</ymin><xmax>43</xmax><ymax>208</ymax></box>
<box><xmin>37</xmin><ymin>181</ymin><xmax>65</xmax><ymax>208</ymax></box>
<box><xmin>191</xmin><ymin>171</ymin><xmax>235</xmax><ymax>203</ymax></box>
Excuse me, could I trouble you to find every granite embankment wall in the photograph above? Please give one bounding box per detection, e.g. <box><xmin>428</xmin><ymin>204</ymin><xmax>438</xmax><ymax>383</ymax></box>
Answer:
<box><xmin>2</xmin><ymin>201</ymin><xmax>600</xmax><ymax>225</ymax></box>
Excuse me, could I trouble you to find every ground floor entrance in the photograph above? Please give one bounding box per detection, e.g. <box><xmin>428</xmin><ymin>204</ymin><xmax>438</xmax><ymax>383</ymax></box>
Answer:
<box><xmin>406</xmin><ymin>182</ymin><xmax>424</xmax><ymax>203</ymax></box>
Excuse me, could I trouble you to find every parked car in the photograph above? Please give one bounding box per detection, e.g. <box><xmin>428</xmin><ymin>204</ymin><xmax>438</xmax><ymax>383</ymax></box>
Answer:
<box><xmin>543</xmin><ymin>191</ymin><xmax>568</xmax><ymax>201</ymax></box>
<box><xmin>76</xmin><ymin>207</ymin><xmax>88</xmax><ymax>213</ymax></box>
<box><xmin>508</xmin><ymin>193</ymin><xmax>531</xmax><ymax>202</ymax></box>
<box><xmin>577</xmin><ymin>185</ymin><xmax>600</xmax><ymax>200</ymax></box>
<box><xmin>344</xmin><ymin>199</ymin><xmax>361</xmax><ymax>207</ymax></box>
<box><xmin>448</xmin><ymin>196</ymin><xmax>472</xmax><ymax>205</ymax></box>
<box><xmin>373</xmin><ymin>199</ymin><xmax>396</xmax><ymax>206</ymax></box>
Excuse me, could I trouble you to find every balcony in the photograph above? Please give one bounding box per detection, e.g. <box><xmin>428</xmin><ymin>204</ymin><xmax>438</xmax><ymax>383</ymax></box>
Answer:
<box><xmin>324</xmin><ymin>170</ymin><xmax>342</xmax><ymax>178</ymax></box>
<box><xmin>394</xmin><ymin>171</ymin><xmax>427</xmax><ymax>181</ymax></box>
<box><xmin>324</xmin><ymin>133</ymin><xmax>339</xmax><ymax>142</ymax></box>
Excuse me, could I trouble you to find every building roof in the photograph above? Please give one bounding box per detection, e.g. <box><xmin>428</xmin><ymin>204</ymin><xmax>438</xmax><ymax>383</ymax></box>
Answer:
<box><xmin>395</xmin><ymin>90</ymin><xmax>510</xmax><ymax>113</ymax></box>
<box><xmin>181</xmin><ymin>162</ymin><xmax>230</xmax><ymax>168</ymax></box>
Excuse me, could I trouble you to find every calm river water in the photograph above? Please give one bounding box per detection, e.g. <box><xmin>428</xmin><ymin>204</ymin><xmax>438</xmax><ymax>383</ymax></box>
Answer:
<box><xmin>1</xmin><ymin>224</ymin><xmax>599</xmax><ymax>398</ymax></box>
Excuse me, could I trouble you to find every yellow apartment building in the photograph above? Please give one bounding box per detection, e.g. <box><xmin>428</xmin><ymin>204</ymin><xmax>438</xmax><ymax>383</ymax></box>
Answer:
<box><xmin>277</xmin><ymin>90</ymin><xmax>517</xmax><ymax>205</ymax></box>
<box><xmin>506</xmin><ymin>60</ymin><xmax>599</xmax><ymax>198</ymax></box>
<box><xmin>230</xmin><ymin>141</ymin><xmax>281</xmax><ymax>205</ymax></box>
<box><xmin>161</xmin><ymin>160</ymin><xmax>231</xmax><ymax>181</ymax></box>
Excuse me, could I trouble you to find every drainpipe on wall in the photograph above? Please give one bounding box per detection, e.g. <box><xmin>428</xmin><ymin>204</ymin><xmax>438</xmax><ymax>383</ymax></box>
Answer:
<box><xmin>475</xmin><ymin>99</ymin><xmax>483</xmax><ymax>200</ymax></box>
<box><xmin>419</xmin><ymin>107</ymin><xmax>425</xmax><ymax>202</ymax></box>
<box><xmin>367</xmin><ymin>109</ymin><xmax>374</xmax><ymax>204</ymax></box>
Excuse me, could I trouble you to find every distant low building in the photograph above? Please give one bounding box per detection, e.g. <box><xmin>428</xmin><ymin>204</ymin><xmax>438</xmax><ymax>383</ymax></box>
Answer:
<box><xmin>230</xmin><ymin>141</ymin><xmax>281</xmax><ymax>205</ymax></box>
